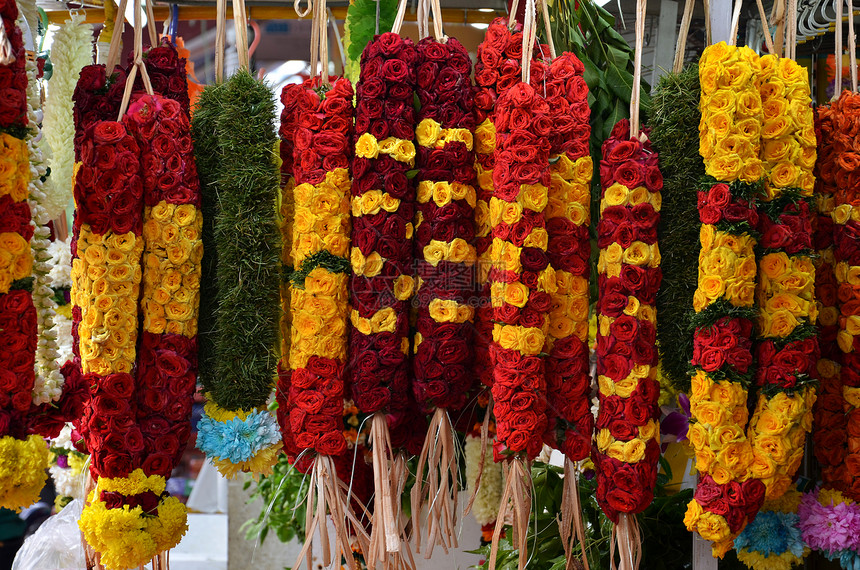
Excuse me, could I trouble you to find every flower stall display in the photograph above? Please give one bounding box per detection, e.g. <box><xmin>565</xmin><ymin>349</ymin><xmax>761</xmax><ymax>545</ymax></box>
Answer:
<box><xmin>409</xmin><ymin>21</ymin><xmax>478</xmax><ymax>553</ymax></box>
<box><xmin>192</xmin><ymin>2</ymin><xmax>282</xmax><ymax>478</ymax></box>
<box><xmin>683</xmin><ymin>41</ymin><xmax>766</xmax><ymax>558</ymax></box>
<box><xmin>349</xmin><ymin>27</ymin><xmax>420</xmax><ymax>566</ymax></box>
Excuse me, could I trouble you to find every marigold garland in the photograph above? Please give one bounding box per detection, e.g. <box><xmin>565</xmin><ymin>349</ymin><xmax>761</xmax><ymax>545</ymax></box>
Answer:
<box><xmin>592</xmin><ymin>118</ymin><xmax>662</xmax><ymax>522</ymax></box>
<box><xmin>813</xmin><ymin>99</ymin><xmax>849</xmax><ymax>492</ymax></box>
<box><xmin>542</xmin><ymin>52</ymin><xmax>593</xmax><ymax>463</ymax></box>
<box><xmin>684</xmin><ymin>42</ymin><xmax>766</xmax><ymax>558</ymax></box>
<box><xmin>745</xmin><ymin>54</ymin><xmax>818</xmax><ymax>504</ymax></box>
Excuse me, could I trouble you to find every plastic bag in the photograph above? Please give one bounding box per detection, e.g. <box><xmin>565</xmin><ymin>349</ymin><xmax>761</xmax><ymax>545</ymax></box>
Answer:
<box><xmin>12</xmin><ymin>498</ymin><xmax>85</xmax><ymax>570</ymax></box>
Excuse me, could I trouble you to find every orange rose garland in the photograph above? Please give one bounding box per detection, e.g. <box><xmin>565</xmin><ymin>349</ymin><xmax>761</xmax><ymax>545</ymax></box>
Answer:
<box><xmin>473</xmin><ymin>18</ymin><xmax>543</xmax><ymax>390</ymax></box>
<box><xmin>592</xmin><ymin>119</ymin><xmax>662</xmax><ymax>522</ymax></box>
<box><xmin>830</xmin><ymin>90</ymin><xmax>860</xmax><ymax>500</ymax></box>
<box><xmin>683</xmin><ymin>43</ymin><xmax>765</xmax><ymax>557</ymax></box>
<box><xmin>745</xmin><ymin>54</ymin><xmax>818</xmax><ymax>503</ymax></box>
<box><xmin>812</xmin><ymin>102</ymin><xmax>849</xmax><ymax>491</ymax></box>
<box><xmin>410</xmin><ymin>36</ymin><xmax>477</xmax><ymax>554</ymax></box>
<box><xmin>488</xmin><ymin>76</ymin><xmax>553</xmax><ymax>568</ymax></box>
<box><xmin>542</xmin><ymin>52</ymin><xmax>593</xmax><ymax>463</ymax></box>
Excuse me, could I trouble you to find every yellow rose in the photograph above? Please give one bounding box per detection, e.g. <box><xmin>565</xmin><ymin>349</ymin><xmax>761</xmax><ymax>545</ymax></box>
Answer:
<box><xmin>355</xmin><ymin>133</ymin><xmax>379</xmax><ymax>159</ymax></box>
<box><xmin>523</xmin><ymin>228</ymin><xmax>548</xmax><ymax>250</ymax></box>
<box><xmin>520</xmin><ymin>184</ymin><xmax>548</xmax><ymax>212</ymax></box>
<box><xmin>519</xmin><ymin>327</ymin><xmax>546</xmax><ymax>355</ymax></box>
<box><xmin>770</xmin><ymin>161</ymin><xmax>799</xmax><ymax>188</ymax></box>
<box><xmin>623</xmin><ymin>241</ymin><xmax>651</xmax><ymax>266</ymax></box>
<box><xmin>693</xmin><ymin>401</ymin><xmax>727</xmax><ymax>426</ymax></box>
<box><xmin>370</xmin><ymin>307</ymin><xmax>397</xmax><ymax>333</ymax></box>
<box><xmin>475</xmin><ymin>119</ymin><xmax>496</xmax><ymax>155</ymax></box>
<box><xmin>448</xmin><ymin>238</ymin><xmax>476</xmax><ymax>264</ymax></box>
<box><xmin>604</xmin><ymin>183</ymin><xmax>628</xmax><ymax>207</ymax></box>
<box><xmin>423</xmin><ymin>240</ymin><xmax>448</xmax><ymax>267</ymax></box>
<box><xmin>415</xmin><ymin>118</ymin><xmax>441</xmax><ymax>147</ymax></box>
<box><xmin>433</xmin><ymin>182</ymin><xmax>453</xmax><ymax>207</ymax></box>
<box><xmin>501</xmin><ymin>200</ymin><xmax>523</xmax><ymax>226</ymax></box>
<box><xmin>393</xmin><ymin>275</ymin><xmax>414</xmax><ymax>300</ymax></box>
<box><xmin>504</xmin><ymin>282</ymin><xmax>530</xmax><ymax>308</ymax></box>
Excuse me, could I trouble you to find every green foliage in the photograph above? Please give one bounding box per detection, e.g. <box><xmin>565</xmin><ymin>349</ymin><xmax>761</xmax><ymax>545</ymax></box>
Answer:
<box><xmin>650</xmin><ymin>65</ymin><xmax>703</xmax><ymax>393</ymax></box>
<box><xmin>10</xmin><ymin>277</ymin><xmax>34</xmax><ymax>292</ymax></box>
<box><xmin>290</xmin><ymin>250</ymin><xmax>351</xmax><ymax>289</ymax></box>
<box><xmin>242</xmin><ymin>452</ymin><xmax>308</xmax><ymax>545</ymax></box>
<box><xmin>191</xmin><ymin>83</ymin><xmax>225</xmax><ymax>395</ymax></box>
<box><xmin>343</xmin><ymin>0</ymin><xmax>398</xmax><ymax>83</ymax></box>
<box><xmin>210</xmin><ymin>70</ymin><xmax>282</xmax><ymax>410</ymax></box>
<box><xmin>549</xmin><ymin>0</ymin><xmax>650</xmax><ymax>162</ymax></box>
<box><xmin>470</xmin><ymin>463</ymin><xmax>694</xmax><ymax>569</ymax></box>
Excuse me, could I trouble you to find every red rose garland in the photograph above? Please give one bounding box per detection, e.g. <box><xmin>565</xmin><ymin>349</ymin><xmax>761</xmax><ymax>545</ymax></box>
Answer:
<box><xmin>350</xmin><ymin>32</ymin><xmax>418</xmax><ymax>567</ymax></box>
<box><xmin>487</xmin><ymin>56</ymin><xmax>554</xmax><ymax>563</ymax></box>
<box><xmin>0</xmin><ymin>0</ymin><xmax>26</xmax><ymax>132</ymax></box>
<box><xmin>473</xmin><ymin>18</ymin><xmax>544</xmax><ymax>390</ymax></box>
<box><xmin>541</xmin><ymin>53</ymin><xmax>593</xmax><ymax>464</ymax></box>
<box><xmin>592</xmin><ymin>119</ymin><xmax>662</xmax><ymax>525</ymax></box>
<box><xmin>812</xmin><ymin>103</ymin><xmax>849</xmax><ymax>490</ymax></box>
<box><xmin>127</xmin><ymin>39</ymin><xmax>191</xmax><ymax>117</ymax></box>
<box><xmin>410</xmin><ymin>35</ymin><xmax>477</xmax><ymax>555</ymax></box>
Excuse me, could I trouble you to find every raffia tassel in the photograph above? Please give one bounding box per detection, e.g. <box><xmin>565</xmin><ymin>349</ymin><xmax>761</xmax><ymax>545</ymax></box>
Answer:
<box><xmin>489</xmin><ymin>458</ymin><xmax>531</xmax><ymax>570</ymax></box>
<box><xmin>560</xmin><ymin>458</ymin><xmax>589</xmax><ymax>570</ymax></box>
<box><xmin>365</xmin><ymin>412</ymin><xmax>411</xmax><ymax>569</ymax></box>
<box><xmin>294</xmin><ymin>454</ymin><xmax>368</xmax><ymax>570</ymax></box>
<box><xmin>610</xmin><ymin>512</ymin><xmax>642</xmax><ymax>570</ymax></box>
<box><xmin>411</xmin><ymin>407</ymin><xmax>458</xmax><ymax>558</ymax></box>
<box><xmin>464</xmin><ymin>394</ymin><xmax>492</xmax><ymax>518</ymax></box>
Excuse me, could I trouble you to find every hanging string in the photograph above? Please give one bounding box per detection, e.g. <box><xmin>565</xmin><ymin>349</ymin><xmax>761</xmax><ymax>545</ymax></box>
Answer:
<box><xmin>673</xmin><ymin>0</ymin><xmax>695</xmax><ymax>72</ymax></box>
<box><xmin>391</xmin><ymin>0</ymin><xmax>409</xmax><ymax>35</ymax></box>
<box><xmin>703</xmin><ymin>0</ymin><xmax>711</xmax><ymax>45</ymax></box>
<box><xmin>145</xmin><ymin>0</ymin><xmax>157</xmax><ymax>46</ymax></box>
<box><xmin>754</xmin><ymin>0</ymin><xmax>775</xmax><ymax>54</ymax></box>
<box><xmin>849</xmin><ymin>0</ymin><xmax>857</xmax><ymax>90</ymax></box>
<box><xmin>117</xmin><ymin>0</ymin><xmax>155</xmax><ymax>120</ymax></box>
<box><xmin>729</xmin><ymin>0</ymin><xmax>743</xmax><ymax>46</ymax></box>
<box><xmin>520</xmin><ymin>0</ymin><xmax>537</xmax><ymax>84</ymax></box>
<box><xmin>539</xmin><ymin>0</ymin><xmax>556</xmax><ymax>59</ymax></box>
<box><xmin>837</xmin><ymin>0</ymin><xmax>844</xmax><ymax>96</ymax></box>
<box><xmin>509</xmin><ymin>0</ymin><xmax>521</xmax><ymax>28</ymax></box>
<box><xmin>630</xmin><ymin>0</ymin><xmax>645</xmax><ymax>138</ymax></box>
<box><xmin>105</xmin><ymin>0</ymin><xmax>130</xmax><ymax>73</ymax></box>
<box><xmin>215</xmin><ymin>0</ymin><xmax>226</xmax><ymax>82</ymax></box>
<box><xmin>772</xmin><ymin>0</ymin><xmax>786</xmax><ymax>56</ymax></box>
<box><xmin>232</xmin><ymin>0</ymin><xmax>250</xmax><ymax>72</ymax></box>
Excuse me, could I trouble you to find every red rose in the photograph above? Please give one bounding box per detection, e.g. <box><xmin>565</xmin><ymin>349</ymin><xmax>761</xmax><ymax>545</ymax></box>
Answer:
<box><xmin>142</xmin><ymin>452</ymin><xmax>173</xmax><ymax>476</ymax></box>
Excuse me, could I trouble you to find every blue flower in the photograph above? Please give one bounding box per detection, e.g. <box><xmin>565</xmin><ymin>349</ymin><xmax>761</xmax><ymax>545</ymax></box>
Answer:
<box><xmin>735</xmin><ymin>511</ymin><xmax>804</xmax><ymax>559</ymax></box>
<box><xmin>196</xmin><ymin>409</ymin><xmax>281</xmax><ymax>463</ymax></box>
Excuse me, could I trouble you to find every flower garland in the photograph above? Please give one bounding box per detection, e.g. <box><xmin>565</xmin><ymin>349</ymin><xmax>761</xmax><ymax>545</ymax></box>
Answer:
<box><xmin>799</xmin><ymin>488</ymin><xmax>860</xmax><ymax>568</ymax></box>
<box><xmin>350</xmin><ymin>31</ymin><xmax>419</xmax><ymax>565</ymax></box>
<box><xmin>42</xmin><ymin>12</ymin><xmax>93</xmax><ymax>220</ymax></box>
<box><xmin>473</xmin><ymin>17</ymin><xmax>541</xmax><ymax>390</ymax></box>
<box><xmin>127</xmin><ymin>39</ymin><xmax>191</xmax><ymax>117</ymax></box>
<box><xmin>465</xmin><ymin>431</ymin><xmax>502</xmax><ymax>529</ymax></box>
<box><xmin>0</xmin><ymin>0</ymin><xmax>26</xmax><ymax>135</ymax></box>
<box><xmin>745</xmin><ymin>54</ymin><xmax>818</xmax><ymax>504</ymax></box>
<box><xmin>683</xmin><ymin>42</ymin><xmax>766</xmax><ymax>557</ymax></box>
<box><xmin>813</xmin><ymin>99</ymin><xmax>849</xmax><ymax>492</ymax></box>
<box><xmin>0</xmin><ymin>1</ymin><xmax>47</xmax><ymax>512</ymax></box>
<box><xmin>285</xmin><ymin>76</ymin><xmax>352</xmax><ymax>460</ymax></box>
<box><xmin>829</xmin><ymin>90</ymin><xmax>860</xmax><ymax>501</ymax></box>
<box><xmin>49</xmin><ymin>424</ymin><xmax>88</xmax><ymax>509</ymax></box>
<box><xmin>24</xmin><ymin>54</ymin><xmax>64</xmax><ymax>408</ymax></box>
<box><xmin>592</xmin><ymin>118</ymin><xmax>662</xmax><ymax>522</ymax></box>
<box><xmin>541</xmin><ymin>52</ymin><xmax>593</xmax><ymax>464</ymax></box>
<box><xmin>409</xmin><ymin>35</ymin><xmax>478</xmax><ymax>553</ymax></box>
<box><xmin>194</xmin><ymin>70</ymin><xmax>282</xmax><ymax>477</ymax></box>
<box><xmin>489</xmin><ymin>80</ymin><xmax>552</xmax><ymax>462</ymax></box>
<box><xmin>650</xmin><ymin>65</ymin><xmax>706</xmax><ymax>393</ymax></box>
<box><xmin>734</xmin><ymin>489</ymin><xmax>809</xmax><ymax>570</ymax></box>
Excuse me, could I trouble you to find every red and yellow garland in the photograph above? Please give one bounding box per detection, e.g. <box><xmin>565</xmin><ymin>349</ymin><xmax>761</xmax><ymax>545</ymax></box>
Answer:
<box><xmin>592</xmin><ymin>118</ymin><xmax>662</xmax><ymax>522</ymax></box>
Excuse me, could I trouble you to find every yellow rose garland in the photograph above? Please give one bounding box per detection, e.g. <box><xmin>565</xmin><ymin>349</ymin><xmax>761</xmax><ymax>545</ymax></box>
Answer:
<box><xmin>0</xmin><ymin>132</ymin><xmax>33</xmax><ymax>294</ymax></box>
<box><xmin>745</xmin><ymin>54</ymin><xmax>818</xmax><ymax>504</ymax></box>
<box><xmin>685</xmin><ymin>43</ymin><xmax>764</xmax><ymax>557</ymax></box>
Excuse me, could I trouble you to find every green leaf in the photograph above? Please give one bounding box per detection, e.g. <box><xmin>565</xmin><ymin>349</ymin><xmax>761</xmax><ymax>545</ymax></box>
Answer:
<box><xmin>581</xmin><ymin>57</ymin><xmax>603</xmax><ymax>89</ymax></box>
<box><xmin>604</xmin><ymin>64</ymin><xmax>635</xmax><ymax>103</ymax></box>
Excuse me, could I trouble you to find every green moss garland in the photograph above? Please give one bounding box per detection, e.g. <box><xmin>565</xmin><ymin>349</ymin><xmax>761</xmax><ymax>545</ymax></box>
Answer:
<box><xmin>204</xmin><ymin>70</ymin><xmax>281</xmax><ymax>411</ymax></box>
<box><xmin>191</xmin><ymin>82</ymin><xmax>224</xmax><ymax>395</ymax></box>
<box><xmin>649</xmin><ymin>65</ymin><xmax>704</xmax><ymax>392</ymax></box>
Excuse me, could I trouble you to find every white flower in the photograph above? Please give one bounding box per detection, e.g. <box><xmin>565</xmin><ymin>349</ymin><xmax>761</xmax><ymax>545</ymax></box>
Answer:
<box><xmin>42</xmin><ymin>14</ymin><xmax>93</xmax><ymax>220</ymax></box>
<box><xmin>465</xmin><ymin>434</ymin><xmax>503</xmax><ymax>526</ymax></box>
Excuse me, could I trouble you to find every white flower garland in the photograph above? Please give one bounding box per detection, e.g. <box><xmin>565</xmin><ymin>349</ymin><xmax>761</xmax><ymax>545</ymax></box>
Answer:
<box><xmin>465</xmin><ymin>434</ymin><xmax>503</xmax><ymax>527</ymax></box>
<box><xmin>23</xmin><ymin>53</ymin><xmax>63</xmax><ymax>405</ymax></box>
<box><xmin>42</xmin><ymin>13</ymin><xmax>92</xmax><ymax>220</ymax></box>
